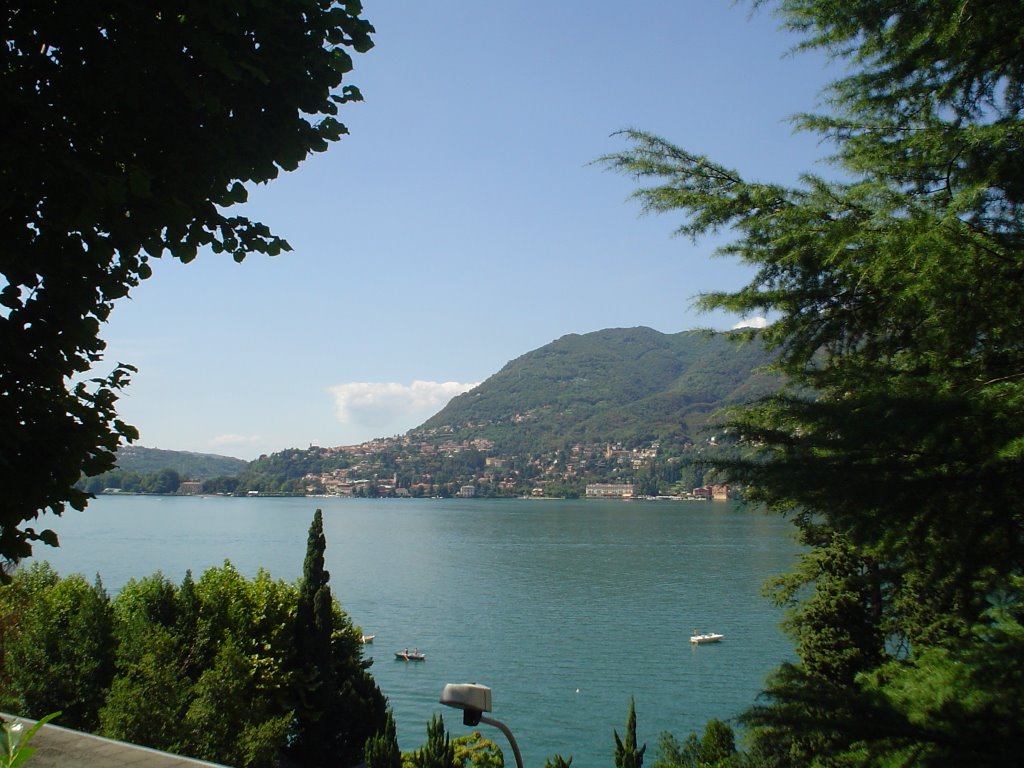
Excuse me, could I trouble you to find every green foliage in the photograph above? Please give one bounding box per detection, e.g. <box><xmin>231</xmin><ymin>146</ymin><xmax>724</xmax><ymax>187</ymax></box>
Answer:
<box><xmin>0</xmin><ymin>517</ymin><xmax>381</xmax><ymax>768</ymax></box>
<box><xmin>0</xmin><ymin>0</ymin><xmax>373</xmax><ymax>566</ymax></box>
<box><xmin>0</xmin><ymin>564</ymin><xmax>113</xmax><ymax>731</ymax></box>
<box><xmin>0</xmin><ymin>712</ymin><xmax>60</xmax><ymax>768</ymax></box>
<box><xmin>603</xmin><ymin>0</ymin><xmax>1024</xmax><ymax>764</ymax></box>
<box><xmin>365</xmin><ymin>710</ymin><xmax>403</xmax><ymax>768</ymax></box>
<box><xmin>410</xmin><ymin>714</ymin><xmax>459</xmax><ymax>768</ymax></box>
<box><xmin>101</xmin><ymin>624</ymin><xmax>191</xmax><ymax>751</ymax></box>
<box><xmin>452</xmin><ymin>731</ymin><xmax>505</xmax><ymax>768</ymax></box>
<box><xmin>614</xmin><ymin>697</ymin><xmax>647</xmax><ymax>768</ymax></box>
<box><xmin>652</xmin><ymin>720</ymin><xmax>737</xmax><ymax>768</ymax></box>
<box><xmin>543</xmin><ymin>756</ymin><xmax>573</xmax><ymax>768</ymax></box>
<box><xmin>287</xmin><ymin>509</ymin><xmax>387</xmax><ymax>767</ymax></box>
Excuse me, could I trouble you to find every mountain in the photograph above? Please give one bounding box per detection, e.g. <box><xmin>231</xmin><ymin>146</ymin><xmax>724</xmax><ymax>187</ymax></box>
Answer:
<box><xmin>417</xmin><ymin>327</ymin><xmax>780</xmax><ymax>451</ymax></box>
<box><xmin>99</xmin><ymin>328</ymin><xmax>782</xmax><ymax>497</ymax></box>
<box><xmin>113</xmin><ymin>446</ymin><xmax>249</xmax><ymax>479</ymax></box>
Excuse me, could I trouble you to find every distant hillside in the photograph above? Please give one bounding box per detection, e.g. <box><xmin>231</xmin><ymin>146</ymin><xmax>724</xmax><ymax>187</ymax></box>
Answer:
<box><xmin>114</xmin><ymin>446</ymin><xmax>249</xmax><ymax>479</ymax></box>
<box><xmin>107</xmin><ymin>328</ymin><xmax>783</xmax><ymax>497</ymax></box>
<box><xmin>418</xmin><ymin>327</ymin><xmax>780</xmax><ymax>451</ymax></box>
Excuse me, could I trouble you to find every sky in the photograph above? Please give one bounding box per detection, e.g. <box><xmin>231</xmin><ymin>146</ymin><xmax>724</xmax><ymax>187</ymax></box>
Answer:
<box><xmin>100</xmin><ymin>1</ymin><xmax>838</xmax><ymax>460</ymax></box>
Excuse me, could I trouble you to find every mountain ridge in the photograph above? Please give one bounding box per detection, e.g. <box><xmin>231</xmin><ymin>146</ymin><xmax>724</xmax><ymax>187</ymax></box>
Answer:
<box><xmin>417</xmin><ymin>326</ymin><xmax>778</xmax><ymax>451</ymax></box>
<box><xmin>106</xmin><ymin>327</ymin><xmax>780</xmax><ymax>495</ymax></box>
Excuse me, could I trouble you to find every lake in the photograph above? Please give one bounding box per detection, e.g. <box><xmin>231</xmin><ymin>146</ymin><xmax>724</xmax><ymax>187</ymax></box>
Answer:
<box><xmin>32</xmin><ymin>495</ymin><xmax>801</xmax><ymax>767</ymax></box>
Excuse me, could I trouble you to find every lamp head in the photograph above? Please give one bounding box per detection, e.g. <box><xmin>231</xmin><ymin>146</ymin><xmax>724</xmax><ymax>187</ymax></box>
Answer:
<box><xmin>440</xmin><ymin>683</ymin><xmax>492</xmax><ymax>727</ymax></box>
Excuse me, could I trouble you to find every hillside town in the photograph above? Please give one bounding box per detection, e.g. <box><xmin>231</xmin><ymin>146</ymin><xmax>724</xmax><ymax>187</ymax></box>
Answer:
<box><xmin>204</xmin><ymin>426</ymin><xmax>733</xmax><ymax>501</ymax></box>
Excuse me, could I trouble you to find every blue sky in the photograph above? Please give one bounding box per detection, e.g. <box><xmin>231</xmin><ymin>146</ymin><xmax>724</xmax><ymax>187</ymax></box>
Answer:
<box><xmin>101</xmin><ymin>1</ymin><xmax>836</xmax><ymax>459</ymax></box>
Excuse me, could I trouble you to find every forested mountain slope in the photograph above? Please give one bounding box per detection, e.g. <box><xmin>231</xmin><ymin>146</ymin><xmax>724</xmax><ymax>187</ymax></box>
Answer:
<box><xmin>113</xmin><ymin>446</ymin><xmax>249</xmax><ymax>479</ymax></box>
<box><xmin>418</xmin><ymin>327</ymin><xmax>779</xmax><ymax>451</ymax></box>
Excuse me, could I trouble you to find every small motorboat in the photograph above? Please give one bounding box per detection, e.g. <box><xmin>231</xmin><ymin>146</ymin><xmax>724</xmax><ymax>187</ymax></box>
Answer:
<box><xmin>395</xmin><ymin>649</ymin><xmax>426</xmax><ymax>661</ymax></box>
<box><xmin>690</xmin><ymin>631</ymin><xmax>724</xmax><ymax>645</ymax></box>
<box><xmin>360</xmin><ymin>634</ymin><xmax>375</xmax><ymax>644</ymax></box>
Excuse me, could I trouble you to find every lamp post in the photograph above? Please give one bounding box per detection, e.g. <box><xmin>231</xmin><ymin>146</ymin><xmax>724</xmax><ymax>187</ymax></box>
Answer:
<box><xmin>439</xmin><ymin>683</ymin><xmax>524</xmax><ymax>768</ymax></box>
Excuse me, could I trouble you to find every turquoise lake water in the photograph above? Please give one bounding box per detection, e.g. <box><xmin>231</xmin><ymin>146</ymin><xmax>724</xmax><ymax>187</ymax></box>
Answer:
<box><xmin>32</xmin><ymin>495</ymin><xmax>802</xmax><ymax>767</ymax></box>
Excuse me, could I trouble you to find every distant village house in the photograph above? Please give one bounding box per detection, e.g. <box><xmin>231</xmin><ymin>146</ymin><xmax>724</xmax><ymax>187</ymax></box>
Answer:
<box><xmin>585</xmin><ymin>483</ymin><xmax>635</xmax><ymax>499</ymax></box>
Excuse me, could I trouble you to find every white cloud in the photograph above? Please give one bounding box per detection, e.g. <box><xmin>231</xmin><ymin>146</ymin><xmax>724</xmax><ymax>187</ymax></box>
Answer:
<box><xmin>327</xmin><ymin>380</ymin><xmax>478</xmax><ymax>443</ymax></box>
<box><xmin>732</xmin><ymin>316</ymin><xmax>768</xmax><ymax>330</ymax></box>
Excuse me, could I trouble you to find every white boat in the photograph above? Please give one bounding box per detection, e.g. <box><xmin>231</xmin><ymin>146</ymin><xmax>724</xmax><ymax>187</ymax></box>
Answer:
<box><xmin>360</xmin><ymin>634</ymin><xmax>375</xmax><ymax>644</ymax></box>
<box><xmin>690</xmin><ymin>631</ymin><xmax>724</xmax><ymax>645</ymax></box>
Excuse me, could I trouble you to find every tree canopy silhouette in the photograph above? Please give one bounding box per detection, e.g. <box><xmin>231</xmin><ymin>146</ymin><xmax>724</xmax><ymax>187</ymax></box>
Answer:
<box><xmin>0</xmin><ymin>1</ymin><xmax>373</xmax><ymax>568</ymax></box>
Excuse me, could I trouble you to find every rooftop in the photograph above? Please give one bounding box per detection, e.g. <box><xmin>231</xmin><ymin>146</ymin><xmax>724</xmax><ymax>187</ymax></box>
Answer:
<box><xmin>3</xmin><ymin>714</ymin><xmax>228</xmax><ymax>768</ymax></box>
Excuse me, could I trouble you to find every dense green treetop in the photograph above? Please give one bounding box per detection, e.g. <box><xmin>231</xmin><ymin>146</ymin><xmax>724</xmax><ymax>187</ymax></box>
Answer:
<box><xmin>1</xmin><ymin>1</ymin><xmax>373</xmax><ymax>568</ymax></box>
<box><xmin>1</xmin><ymin>512</ymin><xmax>384</xmax><ymax>767</ymax></box>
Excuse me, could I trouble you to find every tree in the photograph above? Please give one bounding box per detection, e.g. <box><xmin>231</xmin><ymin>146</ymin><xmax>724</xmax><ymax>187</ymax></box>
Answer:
<box><xmin>364</xmin><ymin>710</ymin><xmax>402</xmax><ymax>768</ymax></box>
<box><xmin>287</xmin><ymin>509</ymin><xmax>387</xmax><ymax>767</ymax></box>
<box><xmin>697</xmin><ymin>720</ymin><xmax>735</xmax><ymax>767</ymax></box>
<box><xmin>451</xmin><ymin>731</ymin><xmax>505</xmax><ymax>768</ymax></box>
<box><xmin>411</xmin><ymin>714</ymin><xmax>458</xmax><ymax>768</ymax></box>
<box><xmin>0</xmin><ymin>548</ymin><xmax>384</xmax><ymax>767</ymax></box>
<box><xmin>651</xmin><ymin>720</ymin><xmax>737</xmax><ymax>768</ymax></box>
<box><xmin>0</xmin><ymin>564</ymin><xmax>114</xmax><ymax>731</ymax></box>
<box><xmin>614</xmin><ymin>697</ymin><xmax>646</xmax><ymax>768</ymax></box>
<box><xmin>142</xmin><ymin>469</ymin><xmax>181</xmax><ymax>495</ymax></box>
<box><xmin>0</xmin><ymin>0</ymin><xmax>374</xmax><ymax>569</ymax></box>
<box><xmin>100</xmin><ymin>624</ymin><xmax>191</xmax><ymax>753</ymax></box>
<box><xmin>184</xmin><ymin>639</ymin><xmax>289</xmax><ymax>768</ymax></box>
<box><xmin>601</xmin><ymin>1</ymin><xmax>1024</xmax><ymax>764</ymax></box>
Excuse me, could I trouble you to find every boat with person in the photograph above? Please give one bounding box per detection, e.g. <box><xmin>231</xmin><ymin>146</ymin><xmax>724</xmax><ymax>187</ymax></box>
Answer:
<box><xmin>690</xmin><ymin>630</ymin><xmax>724</xmax><ymax>645</ymax></box>
<box><xmin>395</xmin><ymin>648</ymin><xmax>426</xmax><ymax>661</ymax></box>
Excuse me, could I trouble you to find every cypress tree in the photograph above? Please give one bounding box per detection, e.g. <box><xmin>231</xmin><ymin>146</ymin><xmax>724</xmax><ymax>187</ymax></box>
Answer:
<box><xmin>613</xmin><ymin>697</ymin><xmax>646</xmax><ymax>768</ymax></box>
<box><xmin>287</xmin><ymin>509</ymin><xmax>386</xmax><ymax>767</ymax></box>
<box><xmin>288</xmin><ymin>509</ymin><xmax>335</xmax><ymax>765</ymax></box>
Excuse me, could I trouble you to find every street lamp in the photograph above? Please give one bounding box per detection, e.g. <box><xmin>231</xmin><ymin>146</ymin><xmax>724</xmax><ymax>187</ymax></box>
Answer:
<box><xmin>440</xmin><ymin>683</ymin><xmax>524</xmax><ymax>768</ymax></box>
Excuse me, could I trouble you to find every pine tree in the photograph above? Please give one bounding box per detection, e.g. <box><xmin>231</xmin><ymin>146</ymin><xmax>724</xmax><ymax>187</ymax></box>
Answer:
<box><xmin>602</xmin><ymin>1</ymin><xmax>1024</xmax><ymax>764</ymax></box>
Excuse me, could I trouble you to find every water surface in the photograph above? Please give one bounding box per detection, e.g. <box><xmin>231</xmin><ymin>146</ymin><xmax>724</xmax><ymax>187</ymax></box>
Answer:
<box><xmin>36</xmin><ymin>496</ymin><xmax>801</xmax><ymax>767</ymax></box>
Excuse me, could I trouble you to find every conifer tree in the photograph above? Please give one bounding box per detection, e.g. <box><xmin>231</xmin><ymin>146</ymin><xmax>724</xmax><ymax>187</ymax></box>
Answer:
<box><xmin>614</xmin><ymin>697</ymin><xmax>646</xmax><ymax>768</ymax></box>
<box><xmin>602</xmin><ymin>1</ymin><xmax>1024</xmax><ymax>764</ymax></box>
<box><xmin>364</xmin><ymin>710</ymin><xmax>401</xmax><ymax>768</ymax></box>
<box><xmin>287</xmin><ymin>509</ymin><xmax>387</xmax><ymax>767</ymax></box>
<box><xmin>412</xmin><ymin>714</ymin><xmax>458</xmax><ymax>768</ymax></box>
